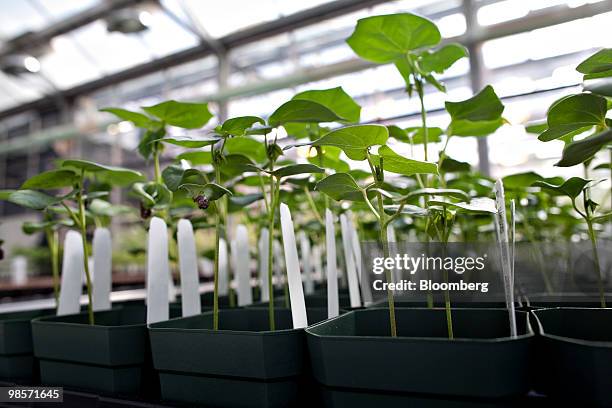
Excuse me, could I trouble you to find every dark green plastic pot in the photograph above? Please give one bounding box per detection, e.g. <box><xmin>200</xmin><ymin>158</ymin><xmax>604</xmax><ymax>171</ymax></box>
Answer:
<box><xmin>149</xmin><ymin>308</ymin><xmax>308</xmax><ymax>407</ymax></box>
<box><xmin>0</xmin><ymin>308</ymin><xmax>54</xmax><ymax>382</ymax></box>
<box><xmin>31</xmin><ymin>306</ymin><xmax>153</xmax><ymax>396</ymax></box>
<box><xmin>306</xmin><ymin>308</ymin><xmax>533</xmax><ymax>398</ymax></box>
<box><xmin>531</xmin><ymin>307</ymin><xmax>612</xmax><ymax>406</ymax></box>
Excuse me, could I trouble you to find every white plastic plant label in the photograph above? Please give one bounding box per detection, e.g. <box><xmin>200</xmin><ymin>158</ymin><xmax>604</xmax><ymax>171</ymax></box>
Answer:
<box><xmin>218</xmin><ymin>238</ymin><xmax>229</xmax><ymax>296</ymax></box>
<box><xmin>340</xmin><ymin>214</ymin><xmax>361</xmax><ymax>308</ymax></box>
<box><xmin>298</xmin><ymin>231</ymin><xmax>314</xmax><ymax>295</ymax></box>
<box><xmin>258</xmin><ymin>228</ymin><xmax>270</xmax><ymax>302</ymax></box>
<box><xmin>494</xmin><ymin>179</ymin><xmax>517</xmax><ymax>338</ymax></box>
<box><xmin>347</xmin><ymin>212</ymin><xmax>372</xmax><ymax>304</ymax></box>
<box><xmin>92</xmin><ymin>227</ymin><xmax>112</xmax><ymax>312</ymax></box>
<box><xmin>177</xmin><ymin>219</ymin><xmax>201</xmax><ymax>317</ymax></box>
<box><xmin>280</xmin><ymin>203</ymin><xmax>308</xmax><ymax>329</ymax></box>
<box><xmin>57</xmin><ymin>230</ymin><xmax>85</xmax><ymax>316</ymax></box>
<box><xmin>312</xmin><ymin>244</ymin><xmax>323</xmax><ymax>281</ymax></box>
<box><xmin>146</xmin><ymin>217</ymin><xmax>169</xmax><ymax>325</ymax></box>
<box><xmin>325</xmin><ymin>209</ymin><xmax>339</xmax><ymax>319</ymax></box>
<box><xmin>10</xmin><ymin>256</ymin><xmax>27</xmax><ymax>285</ymax></box>
<box><xmin>235</xmin><ymin>224</ymin><xmax>253</xmax><ymax>306</ymax></box>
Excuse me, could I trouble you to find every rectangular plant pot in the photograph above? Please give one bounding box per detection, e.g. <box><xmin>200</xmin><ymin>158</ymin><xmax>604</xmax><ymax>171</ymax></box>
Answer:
<box><xmin>0</xmin><ymin>308</ymin><xmax>54</xmax><ymax>382</ymax></box>
<box><xmin>531</xmin><ymin>307</ymin><xmax>612</xmax><ymax>406</ymax></box>
<box><xmin>31</xmin><ymin>306</ymin><xmax>152</xmax><ymax>396</ymax></box>
<box><xmin>306</xmin><ymin>308</ymin><xmax>533</xmax><ymax>398</ymax></box>
<box><xmin>149</xmin><ymin>308</ymin><xmax>307</xmax><ymax>407</ymax></box>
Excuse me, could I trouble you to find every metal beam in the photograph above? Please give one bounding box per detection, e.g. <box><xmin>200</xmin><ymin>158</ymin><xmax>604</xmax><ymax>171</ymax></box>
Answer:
<box><xmin>0</xmin><ymin>0</ymin><xmax>145</xmax><ymax>57</ymax></box>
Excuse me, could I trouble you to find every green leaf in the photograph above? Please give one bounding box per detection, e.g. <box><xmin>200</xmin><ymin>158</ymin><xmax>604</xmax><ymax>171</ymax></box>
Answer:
<box><xmin>176</xmin><ymin>151</ymin><xmax>211</xmax><ymax>165</ymax></box>
<box><xmin>220</xmin><ymin>116</ymin><xmax>265</xmax><ymax>136</ymax></box>
<box><xmin>268</xmin><ymin>99</ymin><xmax>343</xmax><ymax>127</ymax></box>
<box><xmin>228</xmin><ymin>193</ymin><xmax>264</xmax><ymax>212</ymax></box>
<box><xmin>100</xmin><ymin>108</ymin><xmax>156</xmax><ymax>129</ymax></box>
<box><xmin>22</xmin><ymin>219</ymin><xmax>74</xmax><ymax>234</ymax></box>
<box><xmin>556</xmin><ymin>129</ymin><xmax>612</xmax><ymax>167</ymax></box>
<box><xmin>315</xmin><ymin>173</ymin><xmax>363</xmax><ymax>202</ymax></box>
<box><xmin>292</xmin><ymin>87</ymin><xmax>361</xmax><ymax>123</ymax></box>
<box><xmin>162</xmin><ymin>164</ymin><xmax>185</xmax><ymax>192</ymax></box>
<box><xmin>428</xmin><ymin>197</ymin><xmax>497</xmax><ymax>214</ymax></box>
<box><xmin>406</xmin><ymin>127</ymin><xmax>443</xmax><ymax>144</ymax></box>
<box><xmin>592</xmin><ymin>211</ymin><xmax>612</xmax><ymax>223</ymax></box>
<box><xmin>61</xmin><ymin>159</ymin><xmax>144</xmax><ymax>186</ymax></box>
<box><xmin>594</xmin><ymin>161</ymin><xmax>611</xmax><ymax>170</ymax></box>
<box><xmin>532</xmin><ymin>177</ymin><xmax>591</xmax><ymax>199</ymax></box>
<box><xmin>307</xmin><ymin>146</ymin><xmax>350</xmax><ymax>172</ymax></box>
<box><xmin>502</xmin><ymin>172</ymin><xmax>544</xmax><ymax>190</ymax></box>
<box><xmin>21</xmin><ymin>169</ymin><xmax>78</xmax><ymax>190</ymax></box>
<box><xmin>384</xmin><ymin>204</ymin><xmax>428</xmax><ymax>217</ymax></box>
<box><xmin>538</xmin><ymin>93</ymin><xmax>607</xmax><ymax>142</ymax></box>
<box><xmin>163</xmin><ymin>135</ymin><xmax>221</xmax><ymax>148</ymax></box>
<box><xmin>440</xmin><ymin>156</ymin><xmax>470</xmax><ymax>173</ymax></box>
<box><xmin>179</xmin><ymin>182</ymin><xmax>231</xmax><ymax>201</ymax></box>
<box><xmin>220</xmin><ymin>154</ymin><xmax>256</xmax><ymax>179</ymax></box>
<box><xmin>138</xmin><ymin>128</ymin><xmax>165</xmax><ymax>159</ymax></box>
<box><xmin>88</xmin><ymin>199</ymin><xmax>132</xmax><ymax>217</ymax></box>
<box><xmin>310</xmin><ymin>124</ymin><xmax>389</xmax><ymax>161</ymax></box>
<box><xmin>576</xmin><ymin>48</ymin><xmax>612</xmax><ymax>79</ymax></box>
<box><xmin>525</xmin><ymin>122</ymin><xmax>547</xmax><ymax>134</ymax></box>
<box><xmin>224</xmin><ymin>137</ymin><xmax>267</xmax><ymax>163</ymax></box>
<box><xmin>4</xmin><ymin>190</ymin><xmax>63</xmax><ymax>210</ymax></box>
<box><xmin>142</xmin><ymin>100</ymin><xmax>213</xmax><ymax>129</ymax></box>
<box><xmin>273</xmin><ymin>163</ymin><xmax>324</xmax><ymax>178</ymax></box>
<box><xmin>418</xmin><ymin>43</ymin><xmax>468</xmax><ymax>74</ymax></box>
<box><xmin>375</xmin><ymin>145</ymin><xmax>438</xmax><ymax>176</ymax></box>
<box><xmin>132</xmin><ymin>182</ymin><xmax>172</xmax><ymax>209</ymax></box>
<box><xmin>346</xmin><ymin>13</ymin><xmax>441</xmax><ymax>63</ymax></box>
<box><xmin>446</xmin><ymin>86</ymin><xmax>504</xmax><ymax>137</ymax></box>
<box><xmin>395</xmin><ymin>188</ymin><xmax>469</xmax><ymax>203</ymax></box>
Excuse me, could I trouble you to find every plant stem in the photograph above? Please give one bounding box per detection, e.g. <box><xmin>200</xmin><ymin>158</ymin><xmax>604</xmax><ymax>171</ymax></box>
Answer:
<box><xmin>45</xmin><ymin>228</ymin><xmax>60</xmax><ymax>308</ymax></box>
<box><xmin>416</xmin><ymin>79</ymin><xmax>429</xmax><ymax>163</ymax></box>
<box><xmin>153</xmin><ymin>146</ymin><xmax>162</xmax><ymax>184</ymax></box>
<box><xmin>304</xmin><ymin>186</ymin><xmax>324</xmax><ymax>225</ymax></box>
<box><xmin>212</xmin><ymin>201</ymin><xmax>220</xmax><ymax>330</ymax></box>
<box><xmin>377</xmin><ymin>192</ymin><xmax>397</xmax><ymax>337</ymax></box>
<box><xmin>77</xmin><ymin>172</ymin><xmax>94</xmax><ymax>325</ymax></box>
<box><xmin>267</xmin><ymin>176</ymin><xmax>277</xmax><ymax>331</ymax></box>
<box><xmin>586</xmin><ymin>218</ymin><xmax>606</xmax><ymax>308</ymax></box>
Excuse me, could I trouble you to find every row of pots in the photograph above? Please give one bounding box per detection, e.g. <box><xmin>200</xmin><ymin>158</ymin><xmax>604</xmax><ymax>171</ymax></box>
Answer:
<box><xmin>0</xmin><ymin>293</ymin><xmax>611</xmax><ymax>407</ymax></box>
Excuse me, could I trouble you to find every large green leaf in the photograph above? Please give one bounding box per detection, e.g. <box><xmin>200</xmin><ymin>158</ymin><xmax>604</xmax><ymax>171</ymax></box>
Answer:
<box><xmin>163</xmin><ymin>135</ymin><xmax>220</xmax><ymax>148</ymax></box>
<box><xmin>556</xmin><ymin>129</ymin><xmax>612</xmax><ymax>167</ymax></box>
<box><xmin>310</xmin><ymin>124</ymin><xmax>388</xmax><ymax>161</ymax></box>
<box><xmin>576</xmin><ymin>48</ymin><xmax>612</xmax><ymax>80</ymax></box>
<box><xmin>273</xmin><ymin>164</ymin><xmax>324</xmax><ymax>178</ymax></box>
<box><xmin>21</xmin><ymin>169</ymin><xmax>78</xmax><ymax>190</ymax></box>
<box><xmin>61</xmin><ymin>159</ymin><xmax>144</xmax><ymax>186</ymax></box>
<box><xmin>88</xmin><ymin>199</ymin><xmax>132</xmax><ymax>217</ymax></box>
<box><xmin>268</xmin><ymin>99</ymin><xmax>343</xmax><ymax>127</ymax></box>
<box><xmin>4</xmin><ymin>190</ymin><xmax>64</xmax><ymax>210</ymax></box>
<box><xmin>100</xmin><ymin>107</ymin><xmax>157</xmax><ymax>129</ymax></box>
<box><xmin>219</xmin><ymin>154</ymin><xmax>256</xmax><ymax>179</ymax></box>
<box><xmin>292</xmin><ymin>87</ymin><xmax>361</xmax><ymax>123</ymax></box>
<box><xmin>346</xmin><ymin>13</ymin><xmax>441</xmax><ymax>63</ymax></box>
<box><xmin>532</xmin><ymin>177</ymin><xmax>591</xmax><ymax>199</ymax></box>
<box><xmin>220</xmin><ymin>116</ymin><xmax>265</xmax><ymax>136</ymax></box>
<box><xmin>502</xmin><ymin>172</ymin><xmax>544</xmax><ymax>190</ymax></box>
<box><xmin>446</xmin><ymin>86</ymin><xmax>504</xmax><ymax>137</ymax></box>
<box><xmin>228</xmin><ymin>193</ymin><xmax>264</xmax><ymax>212</ymax></box>
<box><xmin>418</xmin><ymin>43</ymin><xmax>468</xmax><ymax>74</ymax></box>
<box><xmin>142</xmin><ymin>100</ymin><xmax>213</xmax><ymax>129</ymax></box>
<box><xmin>538</xmin><ymin>93</ymin><xmax>607</xmax><ymax>142</ymax></box>
<box><xmin>176</xmin><ymin>151</ymin><xmax>211</xmax><ymax>165</ymax></box>
<box><xmin>374</xmin><ymin>145</ymin><xmax>438</xmax><ymax>176</ymax></box>
<box><xmin>224</xmin><ymin>137</ymin><xmax>266</xmax><ymax>163</ymax></box>
<box><xmin>315</xmin><ymin>173</ymin><xmax>363</xmax><ymax>202</ymax></box>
